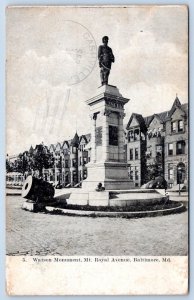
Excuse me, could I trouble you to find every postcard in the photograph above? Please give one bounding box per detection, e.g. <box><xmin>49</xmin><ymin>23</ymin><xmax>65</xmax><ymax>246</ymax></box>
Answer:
<box><xmin>6</xmin><ymin>5</ymin><xmax>188</xmax><ymax>295</ymax></box>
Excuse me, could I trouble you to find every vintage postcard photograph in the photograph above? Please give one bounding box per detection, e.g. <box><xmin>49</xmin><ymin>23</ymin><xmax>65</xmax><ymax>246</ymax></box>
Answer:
<box><xmin>6</xmin><ymin>5</ymin><xmax>188</xmax><ymax>295</ymax></box>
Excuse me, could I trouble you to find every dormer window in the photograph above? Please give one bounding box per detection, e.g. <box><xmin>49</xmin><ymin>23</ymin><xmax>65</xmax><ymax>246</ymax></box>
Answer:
<box><xmin>128</xmin><ymin>130</ymin><xmax>134</xmax><ymax>142</ymax></box>
<box><xmin>171</xmin><ymin>121</ymin><xmax>177</xmax><ymax>133</ymax></box>
<box><xmin>134</xmin><ymin>129</ymin><xmax>139</xmax><ymax>141</ymax></box>
<box><xmin>72</xmin><ymin>146</ymin><xmax>77</xmax><ymax>153</ymax></box>
<box><xmin>178</xmin><ymin>120</ymin><xmax>184</xmax><ymax>132</ymax></box>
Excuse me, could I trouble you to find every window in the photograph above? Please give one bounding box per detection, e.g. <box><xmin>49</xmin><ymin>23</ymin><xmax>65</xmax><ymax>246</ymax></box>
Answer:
<box><xmin>72</xmin><ymin>146</ymin><xmax>77</xmax><ymax>154</ymax></box>
<box><xmin>129</xmin><ymin>170</ymin><xmax>133</xmax><ymax>180</ymax></box>
<box><xmin>128</xmin><ymin>131</ymin><xmax>134</xmax><ymax>142</ymax></box>
<box><xmin>176</xmin><ymin>141</ymin><xmax>185</xmax><ymax>155</ymax></box>
<box><xmin>83</xmin><ymin>157</ymin><xmax>87</xmax><ymax>165</ymax></box>
<box><xmin>171</xmin><ymin>121</ymin><xmax>177</xmax><ymax>133</ymax></box>
<box><xmin>83</xmin><ymin>169</ymin><xmax>87</xmax><ymax>179</ymax></box>
<box><xmin>168</xmin><ymin>143</ymin><xmax>173</xmax><ymax>156</ymax></box>
<box><xmin>64</xmin><ymin>148</ymin><xmax>69</xmax><ymax>155</ymax></box>
<box><xmin>168</xmin><ymin>163</ymin><xmax>173</xmax><ymax>180</ymax></box>
<box><xmin>73</xmin><ymin>171</ymin><xmax>77</xmax><ymax>183</ymax></box>
<box><xmin>80</xmin><ymin>144</ymin><xmax>85</xmax><ymax>151</ymax></box>
<box><xmin>72</xmin><ymin>159</ymin><xmax>77</xmax><ymax>167</ymax></box>
<box><xmin>135</xmin><ymin>148</ymin><xmax>139</xmax><ymax>160</ymax></box>
<box><xmin>135</xmin><ymin>166</ymin><xmax>139</xmax><ymax>180</ymax></box>
<box><xmin>129</xmin><ymin>149</ymin><xmax>133</xmax><ymax>160</ymax></box>
<box><xmin>178</xmin><ymin>120</ymin><xmax>184</xmax><ymax>132</ymax></box>
<box><xmin>134</xmin><ymin>129</ymin><xmax>139</xmax><ymax>141</ymax></box>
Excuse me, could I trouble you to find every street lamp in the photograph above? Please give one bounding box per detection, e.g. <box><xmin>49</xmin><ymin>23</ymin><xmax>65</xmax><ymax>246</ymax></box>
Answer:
<box><xmin>178</xmin><ymin>166</ymin><xmax>182</xmax><ymax>196</ymax></box>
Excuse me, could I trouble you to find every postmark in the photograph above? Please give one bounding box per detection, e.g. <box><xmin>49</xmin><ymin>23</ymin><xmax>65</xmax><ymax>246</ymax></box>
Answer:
<box><xmin>62</xmin><ymin>20</ymin><xmax>97</xmax><ymax>86</ymax></box>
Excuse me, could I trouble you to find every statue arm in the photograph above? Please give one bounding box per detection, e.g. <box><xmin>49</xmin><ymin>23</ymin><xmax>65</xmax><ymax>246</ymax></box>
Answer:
<box><xmin>110</xmin><ymin>48</ymin><xmax>115</xmax><ymax>63</ymax></box>
<box><xmin>98</xmin><ymin>46</ymin><xmax>103</xmax><ymax>66</ymax></box>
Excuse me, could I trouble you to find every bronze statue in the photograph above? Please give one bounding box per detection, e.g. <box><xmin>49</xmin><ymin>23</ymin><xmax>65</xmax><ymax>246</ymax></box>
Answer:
<box><xmin>98</xmin><ymin>36</ymin><xmax>115</xmax><ymax>85</ymax></box>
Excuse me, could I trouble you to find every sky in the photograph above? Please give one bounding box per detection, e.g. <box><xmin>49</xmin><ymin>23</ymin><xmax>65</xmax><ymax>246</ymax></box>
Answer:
<box><xmin>6</xmin><ymin>5</ymin><xmax>188</xmax><ymax>155</ymax></box>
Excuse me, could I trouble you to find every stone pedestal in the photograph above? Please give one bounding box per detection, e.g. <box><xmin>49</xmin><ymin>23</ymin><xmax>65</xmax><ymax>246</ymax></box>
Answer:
<box><xmin>68</xmin><ymin>84</ymin><xmax>133</xmax><ymax>204</ymax></box>
<box><xmin>82</xmin><ymin>84</ymin><xmax>133</xmax><ymax>191</ymax></box>
<box><xmin>82</xmin><ymin>161</ymin><xmax>132</xmax><ymax>190</ymax></box>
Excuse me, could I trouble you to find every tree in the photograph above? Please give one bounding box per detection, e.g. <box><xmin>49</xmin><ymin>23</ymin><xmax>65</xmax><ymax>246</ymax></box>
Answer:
<box><xmin>145</xmin><ymin>154</ymin><xmax>163</xmax><ymax>182</ymax></box>
<box><xmin>6</xmin><ymin>158</ymin><xmax>14</xmax><ymax>173</ymax></box>
<box><xmin>31</xmin><ymin>144</ymin><xmax>54</xmax><ymax>178</ymax></box>
<box><xmin>13</xmin><ymin>152</ymin><xmax>32</xmax><ymax>175</ymax></box>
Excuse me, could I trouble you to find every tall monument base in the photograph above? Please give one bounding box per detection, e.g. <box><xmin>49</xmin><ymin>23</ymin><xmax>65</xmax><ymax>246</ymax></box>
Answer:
<box><xmin>68</xmin><ymin>84</ymin><xmax>134</xmax><ymax>204</ymax></box>
<box><xmin>82</xmin><ymin>161</ymin><xmax>133</xmax><ymax>191</ymax></box>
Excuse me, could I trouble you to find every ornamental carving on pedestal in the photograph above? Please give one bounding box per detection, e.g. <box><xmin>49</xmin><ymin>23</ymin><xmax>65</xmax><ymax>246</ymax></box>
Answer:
<box><xmin>105</xmin><ymin>98</ymin><xmax>124</xmax><ymax>109</ymax></box>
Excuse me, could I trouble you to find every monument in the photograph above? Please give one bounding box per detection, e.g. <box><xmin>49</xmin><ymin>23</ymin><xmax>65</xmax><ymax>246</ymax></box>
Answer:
<box><xmin>68</xmin><ymin>36</ymin><xmax>134</xmax><ymax>205</ymax></box>
<box><xmin>82</xmin><ymin>36</ymin><xmax>132</xmax><ymax>190</ymax></box>
<box><xmin>21</xmin><ymin>36</ymin><xmax>184</xmax><ymax>216</ymax></box>
<box><xmin>81</xmin><ymin>84</ymin><xmax>133</xmax><ymax>190</ymax></box>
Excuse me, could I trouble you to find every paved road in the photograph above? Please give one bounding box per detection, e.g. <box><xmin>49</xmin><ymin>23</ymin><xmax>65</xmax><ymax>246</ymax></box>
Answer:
<box><xmin>6</xmin><ymin>196</ymin><xmax>188</xmax><ymax>256</ymax></box>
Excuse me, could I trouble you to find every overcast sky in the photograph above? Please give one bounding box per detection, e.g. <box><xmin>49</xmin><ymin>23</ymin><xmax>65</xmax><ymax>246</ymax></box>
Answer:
<box><xmin>6</xmin><ymin>5</ymin><xmax>188</xmax><ymax>155</ymax></box>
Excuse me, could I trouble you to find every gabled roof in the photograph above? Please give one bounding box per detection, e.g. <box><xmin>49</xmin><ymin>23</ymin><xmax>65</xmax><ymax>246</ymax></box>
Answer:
<box><xmin>79</xmin><ymin>135</ymin><xmax>88</xmax><ymax>144</ymax></box>
<box><xmin>85</xmin><ymin>133</ymin><xmax>91</xmax><ymax>143</ymax></box>
<box><xmin>62</xmin><ymin>140</ymin><xmax>69</xmax><ymax>148</ymax></box>
<box><xmin>168</xmin><ymin>96</ymin><xmax>185</xmax><ymax>118</ymax></box>
<box><xmin>181</xmin><ymin>103</ymin><xmax>188</xmax><ymax>114</ymax></box>
<box><xmin>71</xmin><ymin>132</ymin><xmax>79</xmax><ymax>146</ymax></box>
<box><xmin>55</xmin><ymin>142</ymin><xmax>62</xmax><ymax>150</ymax></box>
<box><xmin>127</xmin><ymin>97</ymin><xmax>188</xmax><ymax>130</ymax></box>
<box><xmin>35</xmin><ymin>144</ymin><xmax>45</xmax><ymax>152</ymax></box>
<box><xmin>49</xmin><ymin>144</ymin><xmax>55</xmax><ymax>151</ymax></box>
<box><xmin>158</xmin><ymin>110</ymin><xmax>170</xmax><ymax>122</ymax></box>
<box><xmin>145</xmin><ymin>111</ymin><xmax>169</xmax><ymax>127</ymax></box>
<box><xmin>171</xmin><ymin>96</ymin><xmax>182</xmax><ymax>110</ymax></box>
<box><xmin>126</xmin><ymin>113</ymin><xmax>146</xmax><ymax>131</ymax></box>
<box><xmin>29</xmin><ymin>145</ymin><xmax>34</xmax><ymax>154</ymax></box>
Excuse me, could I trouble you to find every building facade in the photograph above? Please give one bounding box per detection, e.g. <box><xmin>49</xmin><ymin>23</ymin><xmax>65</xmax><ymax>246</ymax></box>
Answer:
<box><xmin>126</xmin><ymin>97</ymin><xmax>188</xmax><ymax>188</ymax></box>
<box><xmin>7</xmin><ymin>97</ymin><xmax>188</xmax><ymax>189</ymax></box>
<box><xmin>44</xmin><ymin>133</ymin><xmax>91</xmax><ymax>187</ymax></box>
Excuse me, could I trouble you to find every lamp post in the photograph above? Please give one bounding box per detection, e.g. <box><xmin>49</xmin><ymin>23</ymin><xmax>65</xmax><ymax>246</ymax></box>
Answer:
<box><xmin>178</xmin><ymin>166</ymin><xmax>182</xmax><ymax>196</ymax></box>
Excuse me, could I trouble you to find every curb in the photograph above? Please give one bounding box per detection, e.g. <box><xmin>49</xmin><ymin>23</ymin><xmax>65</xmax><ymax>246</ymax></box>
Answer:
<box><xmin>45</xmin><ymin>203</ymin><xmax>185</xmax><ymax>218</ymax></box>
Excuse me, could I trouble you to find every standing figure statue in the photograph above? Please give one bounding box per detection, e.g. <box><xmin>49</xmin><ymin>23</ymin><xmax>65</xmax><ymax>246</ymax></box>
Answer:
<box><xmin>98</xmin><ymin>36</ymin><xmax>115</xmax><ymax>85</ymax></box>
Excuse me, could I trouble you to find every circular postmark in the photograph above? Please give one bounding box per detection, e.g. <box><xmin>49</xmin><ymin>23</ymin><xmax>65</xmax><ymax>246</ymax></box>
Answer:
<box><xmin>62</xmin><ymin>20</ymin><xmax>97</xmax><ymax>86</ymax></box>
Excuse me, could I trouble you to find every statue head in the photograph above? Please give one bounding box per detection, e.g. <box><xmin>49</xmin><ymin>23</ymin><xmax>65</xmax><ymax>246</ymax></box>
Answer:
<box><xmin>102</xmin><ymin>36</ymin><xmax>109</xmax><ymax>45</ymax></box>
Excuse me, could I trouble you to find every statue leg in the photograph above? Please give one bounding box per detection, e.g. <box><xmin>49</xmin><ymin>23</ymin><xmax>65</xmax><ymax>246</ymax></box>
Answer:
<box><xmin>104</xmin><ymin>69</ymin><xmax>110</xmax><ymax>85</ymax></box>
<box><xmin>100</xmin><ymin>68</ymin><xmax>104</xmax><ymax>85</ymax></box>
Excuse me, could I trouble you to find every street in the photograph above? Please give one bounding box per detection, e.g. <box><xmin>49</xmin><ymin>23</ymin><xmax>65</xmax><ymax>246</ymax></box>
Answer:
<box><xmin>6</xmin><ymin>195</ymin><xmax>188</xmax><ymax>256</ymax></box>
